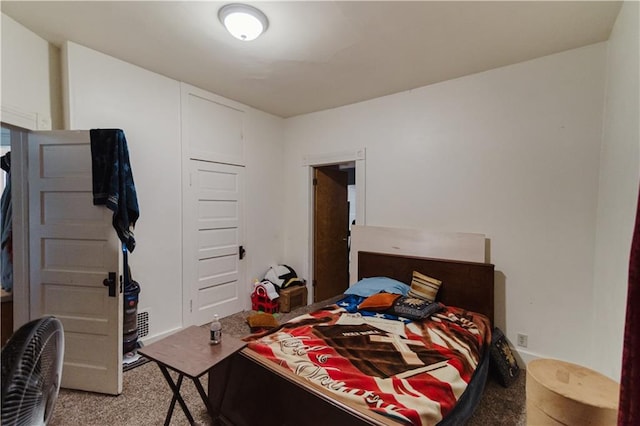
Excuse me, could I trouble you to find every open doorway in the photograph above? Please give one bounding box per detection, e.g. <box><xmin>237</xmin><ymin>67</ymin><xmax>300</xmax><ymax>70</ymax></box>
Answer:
<box><xmin>312</xmin><ymin>163</ymin><xmax>355</xmax><ymax>302</ymax></box>
<box><xmin>1</xmin><ymin>126</ymin><xmax>13</xmax><ymax>344</ymax></box>
<box><xmin>304</xmin><ymin>148</ymin><xmax>366</xmax><ymax>303</ymax></box>
<box><xmin>1</xmin><ymin>124</ymin><xmax>30</xmax><ymax>339</ymax></box>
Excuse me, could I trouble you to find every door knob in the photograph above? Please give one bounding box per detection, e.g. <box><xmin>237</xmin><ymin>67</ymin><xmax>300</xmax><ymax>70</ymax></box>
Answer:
<box><xmin>103</xmin><ymin>272</ymin><xmax>117</xmax><ymax>297</ymax></box>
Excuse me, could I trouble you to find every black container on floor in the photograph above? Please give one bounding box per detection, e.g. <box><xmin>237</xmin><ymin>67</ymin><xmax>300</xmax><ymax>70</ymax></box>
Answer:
<box><xmin>123</xmin><ymin>279</ymin><xmax>140</xmax><ymax>354</ymax></box>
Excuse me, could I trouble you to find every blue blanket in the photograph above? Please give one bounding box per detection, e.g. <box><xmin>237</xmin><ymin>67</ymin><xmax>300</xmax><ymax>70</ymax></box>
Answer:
<box><xmin>90</xmin><ymin>129</ymin><xmax>139</xmax><ymax>252</ymax></box>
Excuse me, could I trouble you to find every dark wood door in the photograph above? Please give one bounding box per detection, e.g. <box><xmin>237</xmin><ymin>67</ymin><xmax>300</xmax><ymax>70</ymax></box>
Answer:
<box><xmin>313</xmin><ymin>166</ymin><xmax>349</xmax><ymax>302</ymax></box>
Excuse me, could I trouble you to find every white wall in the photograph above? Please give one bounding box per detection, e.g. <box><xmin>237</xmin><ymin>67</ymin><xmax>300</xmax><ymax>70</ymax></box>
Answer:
<box><xmin>1</xmin><ymin>13</ymin><xmax>60</xmax><ymax>130</ymax></box>
<box><xmin>283</xmin><ymin>43</ymin><xmax>607</xmax><ymax>368</ymax></box>
<box><xmin>592</xmin><ymin>1</ymin><xmax>640</xmax><ymax>380</ymax></box>
<box><xmin>63</xmin><ymin>42</ymin><xmax>285</xmax><ymax>340</ymax></box>
<box><xmin>242</xmin><ymin>109</ymin><xmax>286</xmax><ymax>284</ymax></box>
<box><xmin>63</xmin><ymin>41</ymin><xmax>183</xmax><ymax>339</ymax></box>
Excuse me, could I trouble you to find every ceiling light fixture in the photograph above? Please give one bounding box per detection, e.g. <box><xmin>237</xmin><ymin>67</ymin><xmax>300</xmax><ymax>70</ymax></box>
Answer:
<box><xmin>218</xmin><ymin>3</ymin><xmax>269</xmax><ymax>41</ymax></box>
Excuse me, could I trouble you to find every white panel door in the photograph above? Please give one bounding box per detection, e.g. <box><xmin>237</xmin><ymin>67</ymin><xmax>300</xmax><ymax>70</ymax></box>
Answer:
<box><xmin>29</xmin><ymin>130</ymin><xmax>122</xmax><ymax>395</ymax></box>
<box><xmin>184</xmin><ymin>160</ymin><xmax>245</xmax><ymax>325</ymax></box>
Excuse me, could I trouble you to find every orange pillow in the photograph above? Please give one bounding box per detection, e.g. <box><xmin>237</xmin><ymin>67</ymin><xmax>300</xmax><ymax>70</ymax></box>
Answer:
<box><xmin>358</xmin><ymin>292</ymin><xmax>401</xmax><ymax>312</ymax></box>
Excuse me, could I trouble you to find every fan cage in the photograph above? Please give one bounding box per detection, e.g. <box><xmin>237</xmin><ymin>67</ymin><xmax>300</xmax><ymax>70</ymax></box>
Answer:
<box><xmin>1</xmin><ymin>316</ymin><xmax>64</xmax><ymax>426</ymax></box>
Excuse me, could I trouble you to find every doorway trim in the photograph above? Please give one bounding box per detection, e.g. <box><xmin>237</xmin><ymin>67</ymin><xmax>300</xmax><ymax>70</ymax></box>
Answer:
<box><xmin>8</xmin><ymin>126</ymin><xmax>30</xmax><ymax>329</ymax></box>
<box><xmin>303</xmin><ymin>148</ymin><xmax>366</xmax><ymax>302</ymax></box>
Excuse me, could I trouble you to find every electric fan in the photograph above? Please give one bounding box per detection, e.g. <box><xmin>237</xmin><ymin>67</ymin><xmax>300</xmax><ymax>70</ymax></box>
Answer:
<box><xmin>1</xmin><ymin>316</ymin><xmax>65</xmax><ymax>426</ymax></box>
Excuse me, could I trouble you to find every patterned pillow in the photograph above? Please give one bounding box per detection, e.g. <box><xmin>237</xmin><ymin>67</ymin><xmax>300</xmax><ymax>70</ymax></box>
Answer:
<box><xmin>407</xmin><ymin>271</ymin><xmax>442</xmax><ymax>302</ymax></box>
<box><xmin>490</xmin><ymin>327</ymin><xmax>520</xmax><ymax>387</ymax></box>
<box><xmin>358</xmin><ymin>292</ymin><xmax>402</xmax><ymax>312</ymax></box>
<box><xmin>390</xmin><ymin>296</ymin><xmax>444</xmax><ymax>320</ymax></box>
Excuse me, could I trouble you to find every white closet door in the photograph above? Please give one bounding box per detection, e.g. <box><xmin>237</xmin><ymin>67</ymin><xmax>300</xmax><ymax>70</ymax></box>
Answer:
<box><xmin>29</xmin><ymin>130</ymin><xmax>123</xmax><ymax>395</ymax></box>
<box><xmin>184</xmin><ymin>160</ymin><xmax>245</xmax><ymax>325</ymax></box>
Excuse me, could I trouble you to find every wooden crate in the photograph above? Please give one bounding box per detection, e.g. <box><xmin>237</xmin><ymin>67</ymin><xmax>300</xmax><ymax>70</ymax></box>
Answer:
<box><xmin>279</xmin><ymin>285</ymin><xmax>307</xmax><ymax>313</ymax></box>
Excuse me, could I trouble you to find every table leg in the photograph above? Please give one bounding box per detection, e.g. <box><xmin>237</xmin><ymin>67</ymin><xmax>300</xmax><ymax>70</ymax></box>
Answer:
<box><xmin>158</xmin><ymin>365</ymin><xmax>196</xmax><ymax>425</ymax></box>
<box><xmin>164</xmin><ymin>374</ymin><xmax>183</xmax><ymax>425</ymax></box>
<box><xmin>192</xmin><ymin>377</ymin><xmax>215</xmax><ymax>418</ymax></box>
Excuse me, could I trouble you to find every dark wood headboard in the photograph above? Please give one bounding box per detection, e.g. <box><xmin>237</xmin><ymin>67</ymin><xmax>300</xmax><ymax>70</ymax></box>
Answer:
<box><xmin>358</xmin><ymin>251</ymin><xmax>495</xmax><ymax>324</ymax></box>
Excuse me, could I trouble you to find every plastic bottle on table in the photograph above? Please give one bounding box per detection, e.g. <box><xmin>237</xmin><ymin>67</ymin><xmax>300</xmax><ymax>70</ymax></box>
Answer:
<box><xmin>210</xmin><ymin>314</ymin><xmax>222</xmax><ymax>345</ymax></box>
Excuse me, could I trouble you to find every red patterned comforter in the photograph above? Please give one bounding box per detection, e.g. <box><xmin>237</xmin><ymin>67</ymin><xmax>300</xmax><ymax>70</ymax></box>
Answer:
<box><xmin>245</xmin><ymin>300</ymin><xmax>491</xmax><ymax>425</ymax></box>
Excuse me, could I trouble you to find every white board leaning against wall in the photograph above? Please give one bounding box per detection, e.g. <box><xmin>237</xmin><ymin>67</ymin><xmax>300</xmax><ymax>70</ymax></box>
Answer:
<box><xmin>349</xmin><ymin>225</ymin><xmax>486</xmax><ymax>284</ymax></box>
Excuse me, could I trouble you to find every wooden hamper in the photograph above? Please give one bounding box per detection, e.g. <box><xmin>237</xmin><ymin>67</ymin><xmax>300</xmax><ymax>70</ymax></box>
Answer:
<box><xmin>526</xmin><ymin>358</ymin><xmax>619</xmax><ymax>426</ymax></box>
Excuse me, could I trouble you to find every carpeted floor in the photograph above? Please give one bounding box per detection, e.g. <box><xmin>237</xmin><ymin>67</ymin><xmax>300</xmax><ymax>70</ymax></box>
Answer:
<box><xmin>50</xmin><ymin>299</ymin><xmax>526</xmax><ymax>425</ymax></box>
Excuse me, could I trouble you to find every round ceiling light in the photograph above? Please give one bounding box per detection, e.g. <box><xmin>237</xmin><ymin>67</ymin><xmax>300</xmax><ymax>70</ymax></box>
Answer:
<box><xmin>218</xmin><ymin>3</ymin><xmax>269</xmax><ymax>41</ymax></box>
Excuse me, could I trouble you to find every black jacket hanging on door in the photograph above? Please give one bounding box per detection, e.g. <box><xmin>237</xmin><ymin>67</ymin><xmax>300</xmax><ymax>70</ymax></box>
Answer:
<box><xmin>1</xmin><ymin>152</ymin><xmax>12</xmax><ymax>291</ymax></box>
<box><xmin>90</xmin><ymin>129</ymin><xmax>139</xmax><ymax>252</ymax></box>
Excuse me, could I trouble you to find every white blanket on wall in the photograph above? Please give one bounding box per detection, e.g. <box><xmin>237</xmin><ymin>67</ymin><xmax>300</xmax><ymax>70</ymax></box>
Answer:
<box><xmin>349</xmin><ymin>225</ymin><xmax>486</xmax><ymax>284</ymax></box>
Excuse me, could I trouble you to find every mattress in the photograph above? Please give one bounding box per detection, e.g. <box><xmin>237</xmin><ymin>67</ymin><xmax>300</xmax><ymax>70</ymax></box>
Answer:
<box><xmin>244</xmin><ymin>295</ymin><xmax>492</xmax><ymax>426</ymax></box>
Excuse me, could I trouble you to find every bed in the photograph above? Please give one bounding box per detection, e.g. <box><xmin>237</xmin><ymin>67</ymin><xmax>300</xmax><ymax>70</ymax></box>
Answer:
<box><xmin>208</xmin><ymin>250</ymin><xmax>495</xmax><ymax>426</ymax></box>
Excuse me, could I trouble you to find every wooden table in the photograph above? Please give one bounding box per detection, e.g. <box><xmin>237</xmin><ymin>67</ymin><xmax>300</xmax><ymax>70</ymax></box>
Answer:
<box><xmin>138</xmin><ymin>326</ymin><xmax>246</xmax><ymax>425</ymax></box>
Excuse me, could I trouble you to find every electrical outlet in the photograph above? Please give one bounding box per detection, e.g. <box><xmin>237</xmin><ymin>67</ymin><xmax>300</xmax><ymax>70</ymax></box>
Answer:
<box><xmin>517</xmin><ymin>333</ymin><xmax>528</xmax><ymax>348</ymax></box>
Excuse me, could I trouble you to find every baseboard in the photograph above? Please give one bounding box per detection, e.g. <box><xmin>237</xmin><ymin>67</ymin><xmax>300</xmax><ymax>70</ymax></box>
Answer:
<box><xmin>514</xmin><ymin>347</ymin><xmax>543</xmax><ymax>368</ymax></box>
<box><xmin>139</xmin><ymin>325</ymin><xmax>183</xmax><ymax>346</ymax></box>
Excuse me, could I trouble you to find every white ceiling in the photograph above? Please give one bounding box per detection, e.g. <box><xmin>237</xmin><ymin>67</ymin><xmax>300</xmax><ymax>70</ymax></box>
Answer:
<box><xmin>2</xmin><ymin>1</ymin><xmax>622</xmax><ymax>118</ymax></box>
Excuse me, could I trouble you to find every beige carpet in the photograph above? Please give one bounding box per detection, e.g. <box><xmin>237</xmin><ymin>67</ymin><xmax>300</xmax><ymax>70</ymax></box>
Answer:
<box><xmin>49</xmin><ymin>299</ymin><xmax>526</xmax><ymax>425</ymax></box>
